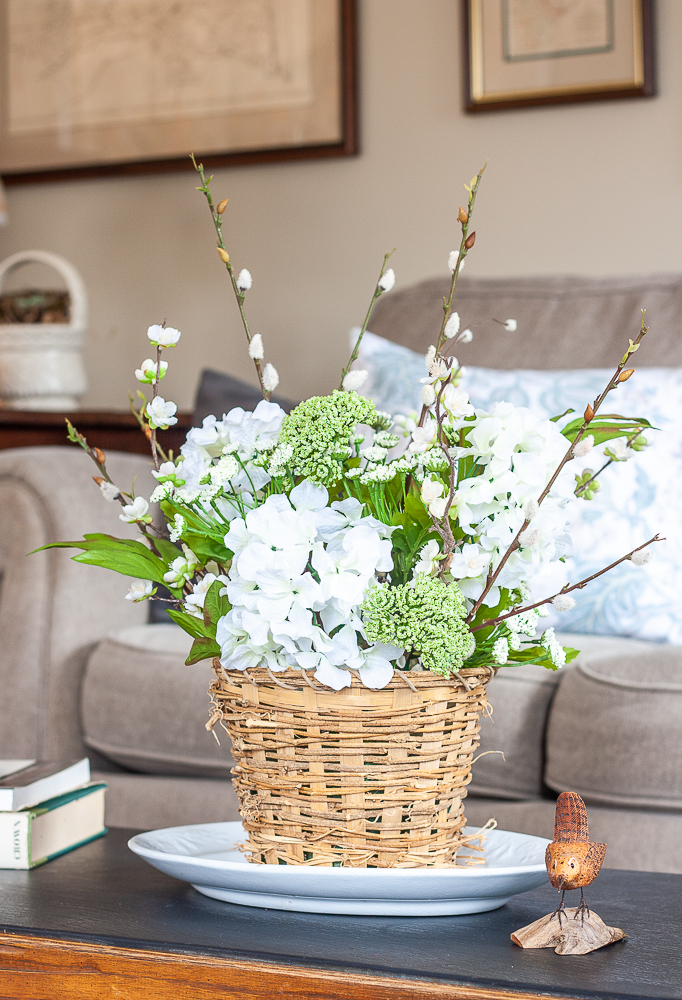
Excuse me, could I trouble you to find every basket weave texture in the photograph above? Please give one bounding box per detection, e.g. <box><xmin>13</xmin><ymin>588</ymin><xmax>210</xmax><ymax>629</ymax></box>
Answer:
<box><xmin>209</xmin><ymin>661</ymin><xmax>493</xmax><ymax>867</ymax></box>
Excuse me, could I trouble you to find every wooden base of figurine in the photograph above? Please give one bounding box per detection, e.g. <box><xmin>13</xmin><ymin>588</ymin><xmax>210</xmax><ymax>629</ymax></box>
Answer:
<box><xmin>511</xmin><ymin>908</ymin><xmax>626</xmax><ymax>955</ymax></box>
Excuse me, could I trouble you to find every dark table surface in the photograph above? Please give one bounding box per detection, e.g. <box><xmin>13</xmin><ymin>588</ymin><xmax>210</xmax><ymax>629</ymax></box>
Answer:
<box><xmin>0</xmin><ymin>828</ymin><xmax>679</xmax><ymax>1000</ymax></box>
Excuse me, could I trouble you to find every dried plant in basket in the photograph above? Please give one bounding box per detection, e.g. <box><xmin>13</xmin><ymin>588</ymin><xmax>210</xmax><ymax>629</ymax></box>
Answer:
<box><xmin>37</xmin><ymin>162</ymin><xmax>662</xmax><ymax>867</ymax></box>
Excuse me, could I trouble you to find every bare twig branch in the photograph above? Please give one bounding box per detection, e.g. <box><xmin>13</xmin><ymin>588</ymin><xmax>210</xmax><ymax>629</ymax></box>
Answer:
<box><xmin>471</xmin><ymin>534</ymin><xmax>663</xmax><ymax>632</ymax></box>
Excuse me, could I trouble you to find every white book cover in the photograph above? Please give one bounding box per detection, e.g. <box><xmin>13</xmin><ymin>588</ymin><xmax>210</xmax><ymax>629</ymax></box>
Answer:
<box><xmin>0</xmin><ymin>758</ymin><xmax>90</xmax><ymax>811</ymax></box>
<box><xmin>0</xmin><ymin>760</ymin><xmax>35</xmax><ymax>781</ymax></box>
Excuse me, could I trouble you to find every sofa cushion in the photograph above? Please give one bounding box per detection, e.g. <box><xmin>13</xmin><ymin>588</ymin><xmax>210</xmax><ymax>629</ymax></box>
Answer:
<box><xmin>463</xmin><ymin>796</ymin><xmax>682</xmax><ymax>874</ymax></box>
<box><xmin>471</xmin><ymin>633</ymin><xmax>654</xmax><ymax>800</ymax></box>
<box><xmin>545</xmin><ymin>646</ymin><xmax>682</xmax><ymax>810</ymax></box>
<box><xmin>368</xmin><ymin>273</ymin><xmax>682</xmax><ymax>368</ymax></box>
<box><xmin>81</xmin><ymin>624</ymin><xmax>234</xmax><ymax>777</ymax></box>
<box><xmin>193</xmin><ymin>368</ymin><xmax>295</xmax><ymax>426</ymax></box>
<box><xmin>92</xmin><ymin>771</ymin><xmax>240</xmax><ymax>829</ymax></box>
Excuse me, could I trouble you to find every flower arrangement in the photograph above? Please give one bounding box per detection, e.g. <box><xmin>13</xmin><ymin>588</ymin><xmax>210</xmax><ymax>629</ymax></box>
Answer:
<box><xmin>48</xmin><ymin>163</ymin><xmax>660</xmax><ymax>695</ymax></box>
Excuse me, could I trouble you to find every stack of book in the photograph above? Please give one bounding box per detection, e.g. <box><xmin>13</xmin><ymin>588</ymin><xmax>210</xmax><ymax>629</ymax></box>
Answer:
<box><xmin>0</xmin><ymin>759</ymin><xmax>106</xmax><ymax>869</ymax></box>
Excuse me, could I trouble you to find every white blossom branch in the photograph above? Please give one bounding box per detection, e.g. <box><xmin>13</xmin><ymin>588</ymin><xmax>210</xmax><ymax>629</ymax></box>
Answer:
<box><xmin>465</xmin><ymin>315</ymin><xmax>649</xmax><ymax>624</ymax></box>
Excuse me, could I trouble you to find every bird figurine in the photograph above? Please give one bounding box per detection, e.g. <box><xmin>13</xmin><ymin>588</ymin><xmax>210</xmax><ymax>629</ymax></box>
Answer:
<box><xmin>545</xmin><ymin>791</ymin><xmax>607</xmax><ymax>925</ymax></box>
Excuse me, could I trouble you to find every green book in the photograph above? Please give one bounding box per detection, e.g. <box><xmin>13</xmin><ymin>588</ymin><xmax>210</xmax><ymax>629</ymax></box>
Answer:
<box><xmin>0</xmin><ymin>783</ymin><xmax>107</xmax><ymax>869</ymax></box>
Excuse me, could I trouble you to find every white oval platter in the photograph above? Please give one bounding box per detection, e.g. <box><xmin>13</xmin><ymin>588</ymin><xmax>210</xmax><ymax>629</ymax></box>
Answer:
<box><xmin>128</xmin><ymin>822</ymin><xmax>550</xmax><ymax>916</ymax></box>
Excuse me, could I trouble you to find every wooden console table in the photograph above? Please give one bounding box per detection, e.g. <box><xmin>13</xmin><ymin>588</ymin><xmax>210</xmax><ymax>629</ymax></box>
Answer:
<box><xmin>0</xmin><ymin>409</ymin><xmax>193</xmax><ymax>456</ymax></box>
<box><xmin>0</xmin><ymin>827</ymin><xmax>678</xmax><ymax>999</ymax></box>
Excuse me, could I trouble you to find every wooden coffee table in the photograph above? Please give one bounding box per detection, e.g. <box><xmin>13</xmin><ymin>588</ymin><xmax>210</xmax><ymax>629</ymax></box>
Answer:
<box><xmin>0</xmin><ymin>827</ymin><xmax>678</xmax><ymax>999</ymax></box>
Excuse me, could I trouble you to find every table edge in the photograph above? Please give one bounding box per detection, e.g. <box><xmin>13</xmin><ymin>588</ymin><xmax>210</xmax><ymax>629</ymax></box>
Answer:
<box><xmin>0</xmin><ymin>930</ymin><xmax>600</xmax><ymax>1000</ymax></box>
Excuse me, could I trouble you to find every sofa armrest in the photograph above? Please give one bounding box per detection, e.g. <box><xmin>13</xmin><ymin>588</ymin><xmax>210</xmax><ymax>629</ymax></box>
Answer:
<box><xmin>0</xmin><ymin>446</ymin><xmax>156</xmax><ymax>760</ymax></box>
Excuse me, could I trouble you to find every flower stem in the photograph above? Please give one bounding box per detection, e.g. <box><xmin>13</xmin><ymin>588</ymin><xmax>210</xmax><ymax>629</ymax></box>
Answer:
<box><xmin>191</xmin><ymin>154</ymin><xmax>270</xmax><ymax>400</ymax></box>
<box><xmin>339</xmin><ymin>250</ymin><xmax>394</xmax><ymax>389</ymax></box>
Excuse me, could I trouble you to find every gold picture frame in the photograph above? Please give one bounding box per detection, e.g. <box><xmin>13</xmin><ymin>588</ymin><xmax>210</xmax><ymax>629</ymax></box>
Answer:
<box><xmin>464</xmin><ymin>0</ymin><xmax>654</xmax><ymax>112</ymax></box>
<box><xmin>0</xmin><ymin>0</ymin><xmax>357</xmax><ymax>184</ymax></box>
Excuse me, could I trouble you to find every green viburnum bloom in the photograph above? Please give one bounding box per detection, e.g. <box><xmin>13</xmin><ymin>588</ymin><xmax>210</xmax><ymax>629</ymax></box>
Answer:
<box><xmin>277</xmin><ymin>390</ymin><xmax>377</xmax><ymax>487</ymax></box>
<box><xmin>361</xmin><ymin>574</ymin><xmax>472</xmax><ymax>677</ymax></box>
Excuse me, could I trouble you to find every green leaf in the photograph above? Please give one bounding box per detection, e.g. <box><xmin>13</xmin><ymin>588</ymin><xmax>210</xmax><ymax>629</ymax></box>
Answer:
<box><xmin>34</xmin><ymin>533</ymin><xmax>182</xmax><ymax>595</ymax></box>
<box><xmin>151</xmin><ymin>537</ymin><xmax>181</xmax><ymax>566</ymax></box>
<box><xmin>550</xmin><ymin>407</ymin><xmax>574</xmax><ymax>423</ymax></box>
<box><xmin>183</xmin><ymin>532</ymin><xmax>230</xmax><ymax>565</ymax></box>
<box><xmin>186</xmin><ymin>636</ymin><xmax>221</xmax><ymax>665</ymax></box>
<box><xmin>203</xmin><ymin>579</ymin><xmax>230</xmax><ymax>630</ymax></box>
<box><xmin>166</xmin><ymin>608</ymin><xmax>213</xmax><ymax>639</ymax></box>
<box><xmin>561</xmin><ymin>414</ymin><xmax>655</xmax><ymax>445</ymax></box>
<box><xmin>404</xmin><ymin>493</ymin><xmax>432</xmax><ymax>530</ymax></box>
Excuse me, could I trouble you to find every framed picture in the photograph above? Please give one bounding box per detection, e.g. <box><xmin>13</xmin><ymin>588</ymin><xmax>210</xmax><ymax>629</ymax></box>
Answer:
<box><xmin>463</xmin><ymin>0</ymin><xmax>654</xmax><ymax>112</ymax></box>
<box><xmin>0</xmin><ymin>0</ymin><xmax>357</xmax><ymax>184</ymax></box>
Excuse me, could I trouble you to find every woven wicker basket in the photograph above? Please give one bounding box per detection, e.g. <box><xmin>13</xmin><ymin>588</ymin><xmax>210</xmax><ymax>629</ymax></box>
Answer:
<box><xmin>209</xmin><ymin>661</ymin><xmax>494</xmax><ymax>868</ymax></box>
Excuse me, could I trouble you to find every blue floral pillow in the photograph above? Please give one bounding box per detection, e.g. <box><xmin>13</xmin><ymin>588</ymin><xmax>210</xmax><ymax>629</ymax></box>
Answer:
<box><xmin>355</xmin><ymin>330</ymin><xmax>682</xmax><ymax>644</ymax></box>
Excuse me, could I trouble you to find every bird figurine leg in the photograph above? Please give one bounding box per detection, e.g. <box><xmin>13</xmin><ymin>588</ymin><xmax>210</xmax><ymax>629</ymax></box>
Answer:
<box><xmin>574</xmin><ymin>887</ymin><xmax>591</xmax><ymax>923</ymax></box>
<box><xmin>550</xmin><ymin>889</ymin><xmax>567</xmax><ymax>927</ymax></box>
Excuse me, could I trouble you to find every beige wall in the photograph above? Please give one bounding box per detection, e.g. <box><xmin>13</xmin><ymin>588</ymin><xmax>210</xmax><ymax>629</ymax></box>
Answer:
<box><xmin>1</xmin><ymin>1</ymin><xmax>680</xmax><ymax>411</ymax></box>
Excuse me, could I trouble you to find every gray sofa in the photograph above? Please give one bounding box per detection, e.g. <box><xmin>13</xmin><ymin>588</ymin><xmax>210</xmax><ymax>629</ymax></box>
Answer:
<box><xmin>1</xmin><ymin>273</ymin><xmax>680</xmax><ymax>871</ymax></box>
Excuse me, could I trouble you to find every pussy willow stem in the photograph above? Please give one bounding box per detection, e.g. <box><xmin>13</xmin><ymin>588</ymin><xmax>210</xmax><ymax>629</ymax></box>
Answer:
<box><xmin>465</xmin><ymin>316</ymin><xmax>649</xmax><ymax>624</ymax></box>
<box><xmin>472</xmin><ymin>535</ymin><xmax>663</xmax><ymax>632</ymax></box>
<box><xmin>339</xmin><ymin>250</ymin><xmax>394</xmax><ymax>389</ymax></box>
<box><xmin>149</xmin><ymin>343</ymin><xmax>161</xmax><ymax>471</ymax></box>
<box><xmin>416</xmin><ymin>164</ymin><xmax>485</xmax><ymax>431</ymax></box>
<box><xmin>191</xmin><ymin>154</ymin><xmax>269</xmax><ymax>400</ymax></box>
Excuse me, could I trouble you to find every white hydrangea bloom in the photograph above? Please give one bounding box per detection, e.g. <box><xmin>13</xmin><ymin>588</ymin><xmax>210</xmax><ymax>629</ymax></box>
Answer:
<box><xmin>217</xmin><ymin>482</ymin><xmax>401</xmax><ymax>691</ymax></box>
<box><xmin>180</xmin><ymin>400</ymin><xmax>286</xmax><ymax>491</ymax></box>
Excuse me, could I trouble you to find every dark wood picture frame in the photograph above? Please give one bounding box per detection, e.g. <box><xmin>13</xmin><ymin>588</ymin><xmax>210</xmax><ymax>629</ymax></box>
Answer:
<box><xmin>2</xmin><ymin>0</ymin><xmax>358</xmax><ymax>186</ymax></box>
<box><xmin>463</xmin><ymin>0</ymin><xmax>654</xmax><ymax>113</ymax></box>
